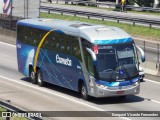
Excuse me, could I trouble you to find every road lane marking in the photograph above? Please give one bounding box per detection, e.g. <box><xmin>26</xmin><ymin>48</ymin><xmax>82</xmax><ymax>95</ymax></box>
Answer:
<box><xmin>0</xmin><ymin>41</ymin><xmax>16</xmax><ymax>47</ymax></box>
<box><xmin>0</xmin><ymin>75</ymin><xmax>131</xmax><ymax>120</ymax></box>
<box><xmin>144</xmin><ymin>78</ymin><xmax>160</xmax><ymax>85</ymax></box>
<box><xmin>151</xmin><ymin>100</ymin><xmax>160</xmax><ymax>104</ymax></box>
<box><xmin>144</xmin><ymin>97</ymin><xmax>160</xmax><ymax>104</ymax></box>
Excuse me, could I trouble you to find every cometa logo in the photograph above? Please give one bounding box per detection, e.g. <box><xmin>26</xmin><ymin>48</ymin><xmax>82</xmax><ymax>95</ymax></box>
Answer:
<box><xmin>56</xmin><ymin>54</ymin><xmax>72</xmax><ymax>66</ymax></box>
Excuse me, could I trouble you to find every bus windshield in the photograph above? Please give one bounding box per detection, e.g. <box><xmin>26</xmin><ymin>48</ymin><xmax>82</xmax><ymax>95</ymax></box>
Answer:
<box><xmin>96</xmin><ymin>43</ymin><xmax>139</xmax><ymax>82</ymax></box>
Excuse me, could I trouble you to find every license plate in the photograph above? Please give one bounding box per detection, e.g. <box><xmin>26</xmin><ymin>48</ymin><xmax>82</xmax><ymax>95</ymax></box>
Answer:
<box><xmin>116</xmin><ymin>91</ymin><xmax>124</xmax><ymax>95</ymax></box>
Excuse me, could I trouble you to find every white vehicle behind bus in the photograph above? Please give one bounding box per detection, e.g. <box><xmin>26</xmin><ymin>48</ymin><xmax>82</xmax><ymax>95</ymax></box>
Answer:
<box><xmin>139</xmin><ymin>66</ymin><xmax>145</xmax><ymax>81</ymax></box>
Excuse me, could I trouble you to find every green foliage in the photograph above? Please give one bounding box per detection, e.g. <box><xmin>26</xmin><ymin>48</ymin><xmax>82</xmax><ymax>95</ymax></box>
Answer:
<box><xmin>127</xmin><ymin>0</ymin><xmax>154</xmax><ymax>7</ymax></box>
<box><xmin>40</xmin><ymin>13</ymin><xmax>160</xmax><ymax>41</ymax></box>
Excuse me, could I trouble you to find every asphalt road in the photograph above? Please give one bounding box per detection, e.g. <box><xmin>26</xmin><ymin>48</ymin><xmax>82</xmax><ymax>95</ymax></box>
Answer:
<box><xmin>0</xmin><ymin>39</ymin><xmax>160</xmax><ymax>120</ymax></box>
<box><xmin>135</xmin><ymin>39</ymin><xmax>159</xmax><ymax>63</ymax></box>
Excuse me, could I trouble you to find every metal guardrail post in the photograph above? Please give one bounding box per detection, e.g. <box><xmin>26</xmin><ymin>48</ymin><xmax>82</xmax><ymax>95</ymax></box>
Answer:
<box><xmin>133</xmin><ymin>22</ymin><xmax>135</xmax><ymax>26</ymax></box>
<box><xmin>144</xmin><ymin>41</ymin><xmax>146</xmax><ymax>68</ymax></box>
<box><xmin>24</xmin><ymin>0</ymin><xmax>26</xmax><ymax>18</ymax></box>
<box><xmin>149</xmin><ymin>24</ymin><xmax>152</xmax><ymax>28</ymax></box>
<box><xmin>158</xmin><ymin>43</ymin><xmax>160</xmax><ymax>71</ymax></box>
<box><xmin>97</xmin><ymin>1</ymin><xmax>99</xmax><ymax>7</ymax></box>
<box><xmin>39</xmin><ymin>0</ymin><xmax>41</xmax><ymax>18</ymax></box>
<box><xmin>0</xmin><ymin>18</ymin><xmax>2</xmax><ymax>28</ymax></box>
<box><xmin>9</xmin><ymin>1</ymin><xmax>13</xmax><ymax>30</ymax></box>
<box><xmin>27</xmin><ymin>0</ymin><xmax>29</xmax><ymax>18</ymax></box>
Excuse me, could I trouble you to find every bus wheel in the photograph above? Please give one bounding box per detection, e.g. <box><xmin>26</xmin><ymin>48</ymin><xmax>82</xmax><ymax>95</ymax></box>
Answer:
<box><xmin>37</xmin><ymin>69</ymin><xmax>44</xmax><ymax>87</ymax></box>
<box><xmin>81</xmin><ymin>83</ymin><xmax>89</xmax><ymax>100</ymax></box>
<box><xmin>29</xmin><ymin>68</ymin><xmax>37</xmax><ymax>84</ymax></box>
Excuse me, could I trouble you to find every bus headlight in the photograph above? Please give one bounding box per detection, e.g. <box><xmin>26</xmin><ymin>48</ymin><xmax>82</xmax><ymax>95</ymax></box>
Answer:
<box><xmin>96</xmin><ymin>83</ymin><xmax>108</xmax><ymax>89</ymax></box>
<box><xmin>89</xmin><ymin>75</ymin><xmax>95</xmax><ymax>87</ymax></box>
<box><xmin>133</xmin><ymin>82</ymin><xmax>139</xmax><ymax>86</ymax></box>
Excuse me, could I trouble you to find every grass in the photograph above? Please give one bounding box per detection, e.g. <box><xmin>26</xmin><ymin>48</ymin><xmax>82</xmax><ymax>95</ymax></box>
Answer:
<box><xmin>40</xmin><ymin>12</ymin><xmax>160</xmax><ymax>41</ymax></box>
<box><xmin>0</xmin><ymin>107</ymin><xmax>6</xmax><ymax>112</ymax></box>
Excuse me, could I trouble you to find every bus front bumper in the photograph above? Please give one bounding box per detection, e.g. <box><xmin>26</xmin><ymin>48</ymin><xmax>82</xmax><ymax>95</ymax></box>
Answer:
<box><xmin>92</xmin><ymin>82</ymin><xmax>140</xmax><ymax>98</ymax></box>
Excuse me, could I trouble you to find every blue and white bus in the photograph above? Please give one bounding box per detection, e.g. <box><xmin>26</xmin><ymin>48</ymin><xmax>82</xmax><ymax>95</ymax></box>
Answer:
<box><xmin>16</xmin><ymin>18</ymin><xmax>145</xmax><ymax>100</ymax></box>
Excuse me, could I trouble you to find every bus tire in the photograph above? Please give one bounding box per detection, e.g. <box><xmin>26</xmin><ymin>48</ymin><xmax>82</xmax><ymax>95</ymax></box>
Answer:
<box><xmin>80</xmin><ymin>83</ymin><xmax>89</xmax><ymax>100</ymax></box>
<box><xmin>29</xmin><ymin>67</ymin><xmax>37</xmax><ymax>84</ymax></box>
<box><xmin>37</xmin><ymin>69</ymin><xmax>44</xmax><ymax>87</ymax></box>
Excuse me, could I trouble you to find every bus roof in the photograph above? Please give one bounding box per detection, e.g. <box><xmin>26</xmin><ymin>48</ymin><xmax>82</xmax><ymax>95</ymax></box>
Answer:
<box><xmin>17</xmin><ymin>18</ymin><xmax>133</xmax><ymax>45</ymax></box>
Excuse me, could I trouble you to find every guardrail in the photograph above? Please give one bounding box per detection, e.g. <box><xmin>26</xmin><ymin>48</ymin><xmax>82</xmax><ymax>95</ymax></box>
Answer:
<box><xmin>40</xmin><ymin>6</ymin><xmax>160</xmax><ymax>28</ymax></box>
<box><xmin>45</xmin><ymin>0</ymin><xmax>160</xmax><ymax>12</ymax></box>
<box><xmin>0</xmin><ymin>14</ymin><xmax>22</xmax><ymax>31</ymax></box>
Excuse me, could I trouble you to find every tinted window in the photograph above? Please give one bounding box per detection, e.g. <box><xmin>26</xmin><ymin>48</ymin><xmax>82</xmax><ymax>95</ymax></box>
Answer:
<box><xmin>17</xmin><ymin>25</ymin><xmax>82</xmax><ymax>61</ymax></box>
<box><xmin>17</xmin><ymin>25</ymin><xmax>46</xmax><ymax>46</ymax></box>
<box><xmin>42</xmin><ymin>31</ymin><xmax>82</xmax><ymax>61</ymax></box>
<box><xmin>81</xmin><ymin>38</ymin><xmax>94</xmax><ymax>75</ymax></box>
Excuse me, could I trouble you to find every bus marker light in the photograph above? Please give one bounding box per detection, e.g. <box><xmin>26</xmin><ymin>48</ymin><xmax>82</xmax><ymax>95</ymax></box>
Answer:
<box><xmin>93</xmin><ymin>45</ymin><xmax>98</xmax><ymax>54</ymax></box>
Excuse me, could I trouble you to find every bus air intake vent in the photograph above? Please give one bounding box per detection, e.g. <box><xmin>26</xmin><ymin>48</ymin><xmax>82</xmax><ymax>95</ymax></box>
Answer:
<box><xmin>96</xmin><ymin>27</ymin><xmax>112</xmax><ymax>32</ymax></box>
<box><xmin>38</xmin><ymin>19</ymin><xmax>53</xmax><ymax>22</ymax></box>
<box><xmin>70</xmin><ymin>23</ymin><xmax>92</xmax><ymax>28</ymax></box>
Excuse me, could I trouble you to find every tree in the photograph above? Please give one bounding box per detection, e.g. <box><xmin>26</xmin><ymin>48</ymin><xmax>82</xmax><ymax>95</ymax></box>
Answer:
<box><xmin>127</xmin><ymin>0</ymin><xmax>154</xmax><ymax>7</ymax></box>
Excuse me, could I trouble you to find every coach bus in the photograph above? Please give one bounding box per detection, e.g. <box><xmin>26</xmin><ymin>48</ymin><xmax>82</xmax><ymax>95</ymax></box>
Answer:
<box><xmin>16</xmin><ymin>18</ymin><xmax>145</xmax><ymax>100</ymax></box>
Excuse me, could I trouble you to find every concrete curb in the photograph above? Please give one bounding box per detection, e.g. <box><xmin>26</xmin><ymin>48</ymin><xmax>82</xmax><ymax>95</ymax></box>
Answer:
<box><xmin>144</xmin><ymin>68</ymin><xmax>159</xmax><ymax>76</ymax></box>
<box><xmin>0</xmin><ymin>28</ymin><xmax>16</xmax><ymax>38</ymax></box>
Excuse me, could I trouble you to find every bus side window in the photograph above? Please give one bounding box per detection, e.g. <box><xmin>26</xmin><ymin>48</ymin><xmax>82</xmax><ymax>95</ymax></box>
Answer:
<box><xmin>51</xmin><ymin>36</ymin><xmax>55</xmax><ymax>48</ymax></box>
<box><xmin>61</xmin><ymin>34</ymin><xmax>72</xmax><ymax>54</ymax></box>
<box><xmin>60</xmin><ymin>35</ymin><xmax>65</xmax><ymax>52</ymax></box>
<box><xmin>87</xmin><ymin>54</ymin><xmax>94</xmax><ymax>76</ymax></box>
<box><xmin>71</xmin><ymin>36</ymin><xmax>82</xmax><ymax>61</ymax></box>
<box><xmin>41</xmin><ymin>31</ymin><xmax>61</xmax><ymax>51</ymax></box>
<box><xmin>55</xmin><ymin>33</ymin><xmax>61</xmax><ymax>51</ymax></box>
<box><xmin>43</xmin><ymin>31</ymin><xmax>53</xmax><ymax>49</ymax></box>
<box><xmin>17</xmin><ymin>25</ymin><xmax>26</xmax><ymax>43</ymax></box>
<box><xmin>66</xmin><ymin>35</ymin><xmax>73</xmax><ymax>55</ymax></box>
<box><xmin>81</xmin><ymin>38</ymin><xmax>94</xmax><ymax>76</ymax></box>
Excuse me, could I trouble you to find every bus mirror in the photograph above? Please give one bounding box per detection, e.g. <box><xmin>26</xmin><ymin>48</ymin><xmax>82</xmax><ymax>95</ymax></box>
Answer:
<box><xmin>86</xmin><ymin>47</ymin><xmax>97</xmax><ymax>65</ymax></box>
<box><xmin>136</xmin><ymin>46</ymin><xmax>145</xmax><ymax>62</ymax></box>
